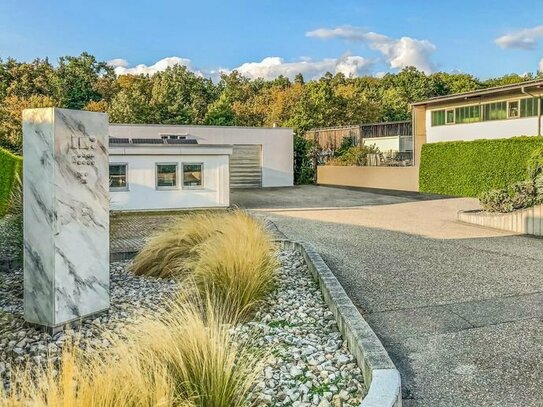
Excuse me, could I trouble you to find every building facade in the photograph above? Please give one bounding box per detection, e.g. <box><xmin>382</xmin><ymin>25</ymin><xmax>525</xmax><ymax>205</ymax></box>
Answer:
<box><xmin>109</xmin><ymin>139</ymin><xmax>232</xmax><ymax>211</ymax></box>
<box><xmin>109</xmin><ymin>124</ymin><xmax>294</xmax><ymax>188</ymax></box>
<box><xmin>412</xmin><ymin>79</ymin><xmax>543</xmax><ymax>145</ymax></box>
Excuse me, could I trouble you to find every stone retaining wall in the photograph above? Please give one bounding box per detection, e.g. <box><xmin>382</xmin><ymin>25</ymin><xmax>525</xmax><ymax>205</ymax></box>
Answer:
<box><xmin>279</xmin><ymin>240</ymin><xmax>402</xmax><ymax>407</ymax></box>
<box><xmin>458</xmin><ymin>204</ymin><xmax>543</xmax><ymax>236</ymax></box>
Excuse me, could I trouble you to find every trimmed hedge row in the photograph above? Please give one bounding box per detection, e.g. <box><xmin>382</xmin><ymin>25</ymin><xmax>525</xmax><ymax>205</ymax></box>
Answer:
<box><xmin>419</xmin><ymin>136</ymin><xmax>543</xmax><ymax>197</ymax></box>
<box><xmin>0</xmin><ymin>147</ymin><xmax>23</xmax><ymax>216</ymax></box>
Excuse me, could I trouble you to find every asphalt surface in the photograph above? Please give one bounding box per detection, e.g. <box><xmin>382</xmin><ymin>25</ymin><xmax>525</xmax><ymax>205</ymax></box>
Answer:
<box><xmin>232</xmin><ymin>185</ymin><xmax>543</xmax><ymax>407</ymax></box>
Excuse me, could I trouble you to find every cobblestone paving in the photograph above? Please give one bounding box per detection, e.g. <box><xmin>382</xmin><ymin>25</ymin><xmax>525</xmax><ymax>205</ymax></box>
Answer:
<box><xmin>110</xmin><ymin>213</ymin><xmax>186</xmax><ymax>253</ymax></box>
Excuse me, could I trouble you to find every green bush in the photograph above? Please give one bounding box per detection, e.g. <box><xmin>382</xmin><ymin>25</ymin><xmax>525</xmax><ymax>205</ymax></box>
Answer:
<box><xmin>479</xmin><ymin>180</ymin><xmax>539</xmax><ymax>213</ymax></box>
<box><xmin>0</xmin><ymin>147</ymin><xmax>23</xmax><ymax>217</ymax></box>
<box><xmin>479</xmin><ymin>146</ymin><xmax>543</xmax><ymax>213</ymax></box>
<box><xmin>327</xmin><ymin>145</ymin><xmax>380</xmax><ymax>166</ymax></box>
<box><xmin>419</xmin><ymin>136</ymin><xmax>543</xmax><ymax>197</ymax></box>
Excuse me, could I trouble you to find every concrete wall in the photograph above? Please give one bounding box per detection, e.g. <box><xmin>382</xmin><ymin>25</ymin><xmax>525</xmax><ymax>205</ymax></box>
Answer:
<box><xmin>458</xmin><ymin>205</ymin><xmax>543</xmax><ymax>236</ymax></box>
<box><xmin>109</xmin><ymin>153</ymin><xmax>230</xmax><ymax>211</ymax></box>
<box><xmin>109</xmin><ymin>124</ymin><xmax>293</xmax><ymax>187</ymax></box>
<box><xmin>413</xmin><ymin>105</ymin><xmax>427</xmax><ymax>166</ymax></box>
<box><xmin>317</xmin><ymin>165</ymin><xmax>420</xmax><ymax>192</ymax></box>
<box><xmin>425</xmin><ymin>111</ymin><xmax>539</xmax><ymax>143</ymax></box>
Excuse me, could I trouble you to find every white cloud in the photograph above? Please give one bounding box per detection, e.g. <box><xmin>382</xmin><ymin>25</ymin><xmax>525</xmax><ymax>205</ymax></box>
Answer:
<box><xmin>109</xmin><ymin>56</ymin><xmax>203</xmax><ymax>76</ymax></box>
<box><xmin>107</xmin><ymin>54</ymin><xmax>374</xmax><ymax>81</ymax></box>
<box><xmin>539</xmin><ymin>58</ymin><xmax>543</xmax><ymax>72</ymax></box>
<box><xmin>107</xmin><ymin>58</ymin><xmax>128</xmax><ymax>68</ymax></box>
<box><xmin>496</xmin><ymin>26</ymin><xmax>543</xmax><ymax>49</ymax></box>
<box><xmin>306</xmin><ymin>25</ymin><xmax>436</xmax><ymax>73</ymax></box>
<box><xmin>232</xmin><ymin>55</ymin><xmax>374</xmax><ymax>80</ymax></box>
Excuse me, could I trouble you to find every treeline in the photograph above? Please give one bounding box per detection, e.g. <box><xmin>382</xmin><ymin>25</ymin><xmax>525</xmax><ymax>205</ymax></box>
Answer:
<box><xmin>1</xmin><ymin>51</ymin><xmax>541</xmax><ymax>154</ymax></box>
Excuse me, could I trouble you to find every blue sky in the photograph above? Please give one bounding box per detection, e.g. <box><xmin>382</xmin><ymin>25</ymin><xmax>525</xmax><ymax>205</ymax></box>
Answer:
<box><xmin>1</xmin><ymin>0</ymin><xmax>543</xmax><ymax>80</ymax></box>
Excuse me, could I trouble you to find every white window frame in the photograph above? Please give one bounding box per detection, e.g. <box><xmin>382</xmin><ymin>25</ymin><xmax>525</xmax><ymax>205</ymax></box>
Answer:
<box><xmin>507</xmin><ymin>100</ymin><xmax>520</xmax><ymax>119</ymax></box>
<box><xmin>109</xmin><ymin>162</ymin><xmax>129</xmax><ymax>192</ymax></box>
<box><xmin>182</xmin><ymin>162</ymin><xmax>204</xmax><ymax>189</ymax></box>
<box><xmin>156</xmin><ymin>162</ymin><xmax>179</xmax><ymax>190</ymax></box>
<box><xmin>445</xmin><ymin>109</ymin><xmax>455</xmax><ymax>125</ymax></box>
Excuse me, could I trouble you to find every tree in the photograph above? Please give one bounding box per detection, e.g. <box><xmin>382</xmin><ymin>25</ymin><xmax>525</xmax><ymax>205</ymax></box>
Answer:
<box><xmin>150</xmin><ymin>65</ymin><xmax>217</xmax><ymax>124</ymax></box>
<box><xmin>0</xmin><ymin>95</ymin><xmax>56</xmax><ymax>152</ymax></box>
<box><xmin>1</xmin><ymin>58</ymin><xmax>57</xmax><ymax>100</ymax></box>
<box><xmin>55</xmin><ymin>52</ymin><xmax>114</xmax><ymax>109</ymax></box>
<box><xmin>108</xmin><ymin>75</ymin><xmax>153</xmax><ymax>123</ymax></box>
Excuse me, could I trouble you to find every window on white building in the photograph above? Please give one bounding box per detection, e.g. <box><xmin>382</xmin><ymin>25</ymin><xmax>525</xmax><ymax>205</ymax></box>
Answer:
<box><xmin>156</xmin><ymin>163</ymin><xmax>178</xmax><ymax>189</ymax></box>
<box><xmin>508</xmin><ymin>101</ymin><xmax>520</xmax><ymax>118</ymax></box>
<box><xmin>109</xmin><ymin>163</ymin><xmax>128</xmax><ymax>191</ymax></box>
<box><xmin>183</xmin><ymin>163</ymin><xmax>203</xmax><ymax>188</ymax></box>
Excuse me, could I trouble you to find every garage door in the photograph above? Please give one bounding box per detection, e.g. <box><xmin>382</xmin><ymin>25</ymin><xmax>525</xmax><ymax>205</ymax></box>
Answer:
<box><xmin>230</xmin><ymin>144</ymin><xmax>262</xmax><ymax>188</ymax></box>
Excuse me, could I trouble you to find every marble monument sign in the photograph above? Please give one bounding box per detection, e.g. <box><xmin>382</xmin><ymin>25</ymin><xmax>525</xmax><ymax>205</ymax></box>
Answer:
<box><xmin>23</xmin><ymin>108</ymin><xmax>110</xmax><ymax>330</ymax></box>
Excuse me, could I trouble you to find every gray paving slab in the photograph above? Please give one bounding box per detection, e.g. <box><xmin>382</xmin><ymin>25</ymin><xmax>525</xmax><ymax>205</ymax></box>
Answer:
<box><xmin>233</xmin><ymin>186</ymin><xmax>543</xmax><ymax>407</ymax></box>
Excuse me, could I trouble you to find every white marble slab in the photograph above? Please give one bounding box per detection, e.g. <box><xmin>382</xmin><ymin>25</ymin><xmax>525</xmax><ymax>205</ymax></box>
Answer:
<box><xmin>23</xmin><ymin>108</ymin><xmax>110</xmax><ymax>329</ymax></box>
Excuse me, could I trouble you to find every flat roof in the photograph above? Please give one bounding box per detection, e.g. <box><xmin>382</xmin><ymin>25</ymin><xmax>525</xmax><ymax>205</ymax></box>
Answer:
<box><xmin>109</xmin><ymin>123</ymin><xmax>294</xmax><ymax>131</ymax></box>
<box><xmin>412</xmin><ymin>79</ymin><xmax>543</xmax><ymax>107</ymax></box>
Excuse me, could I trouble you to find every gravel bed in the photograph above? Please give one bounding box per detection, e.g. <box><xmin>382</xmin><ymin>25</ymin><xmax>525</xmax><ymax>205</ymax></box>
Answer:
<box><xmin>240</xmin><ymin>250</ymin><xmax>365</xmax><ymax>406</ymax></box>
<box><xmin>0</xmin><ymin>215</ymin><xmax>21</xmax><ymax>260</ymax></box>
<box><xmin>0</xmin><ymin>261</ymin><xmax>178</xmax><ymax>391</ymax></box>
<box><xmin>1</xmin><ymin>249</ymin><xmax>365</xmax><ymax>405</ymax></box>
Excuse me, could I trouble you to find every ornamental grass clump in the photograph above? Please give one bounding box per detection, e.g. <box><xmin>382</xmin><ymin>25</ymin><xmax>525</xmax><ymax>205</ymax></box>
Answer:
<box><xmin>136</xmin><ymin>291</ymin><xmax>266</xmax><ymax>407</ymax></box>
<box><xmin>129</xmin><ymin>209</ymin><xmax>279</xmax><ymax>319</ymax></box>
<box><xmin>0</xmin><ymin>343</ymin><xmax>186</xmax><ymax>407</ymax></box>
<box><xmin>129</xmin><ymin>211</ymin><xmax>224</xmax><ymax>278</ymax></box>
<box><xmin>189</xmin><ymin>220</ymin><xmax>279</xmax><ymax>321</ymax></box>
<box><xmin>0</xmin><ymin>293</ymin><xmax>263</xmax><ymax>407</ymax></box>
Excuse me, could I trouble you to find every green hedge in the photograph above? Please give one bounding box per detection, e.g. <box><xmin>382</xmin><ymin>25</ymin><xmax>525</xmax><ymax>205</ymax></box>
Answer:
<box><xmin>0</xmin><ymin>147</ymin><xmax>23</xmax><ymax>216</ymax></box>
<box><xmin>419</xmin><ymin>136</ymin><xmax>543</xmax><ymax>197</ymax></box>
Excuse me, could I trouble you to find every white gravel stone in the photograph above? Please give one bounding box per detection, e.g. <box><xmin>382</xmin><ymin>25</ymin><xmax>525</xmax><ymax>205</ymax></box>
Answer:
<box><xmin>0</xmin><ymin>260</ymin><xmax>177</xmax><ymax>392</ymax></box>
<box><xmin>1</xmin><ymin>250</ymin><xmax>365</xmax><ymax>404</ymax></box>
<box><xmin>238</xmin><ymin>250</ymin><xmax>365</xmax><ymax>406</ymax></box>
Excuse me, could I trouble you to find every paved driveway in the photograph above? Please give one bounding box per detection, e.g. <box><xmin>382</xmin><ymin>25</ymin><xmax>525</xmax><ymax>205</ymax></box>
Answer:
<box><xmin>233</xmin><ymin>186</ymin><xmax>543</xmax><ymax>407</ymax></box>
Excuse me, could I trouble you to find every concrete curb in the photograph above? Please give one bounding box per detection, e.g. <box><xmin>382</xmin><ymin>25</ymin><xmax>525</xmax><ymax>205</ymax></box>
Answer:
<box><xmin>278</xmin><ymin>240</ymin><xmax>402</xmax><ymax>407</ymax></box>
<box><xmin>458</xmin><ymin>205</ymin><xmax>543</xmax><ymax>236</ymax></box>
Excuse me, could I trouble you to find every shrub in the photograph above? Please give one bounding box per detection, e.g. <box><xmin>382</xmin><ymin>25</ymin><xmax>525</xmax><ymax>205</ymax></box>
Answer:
<box><xmin>478</xmin><ymin>145</ymin><xmax>543</xmax><ymax>213</ymax></box>
<box><xmin>527</xmin><ymin>146</ymin><xmax>543</xmax><ymax>180</ymax></box>
<box><xmin>327</xmin><ymin>145</ymin><xmax>380</xmax><ymax>166</ymax></box>
<box><xmin>0</xmin><ymin>147</ymin><xmax>22</xmax><ymax>217</ymax></box>
<box><xmin>480</xmin><ymin>180</ymin><xmax>538</xmax><ymax>213</ymax></box>
<box><xmin>294</xmin><ymin>135</ymin><xmax>317</xmax><ymax>184</ymax></box>
<box><xmin>5</xmin><ymin>173</ymin><xmax>24</xmax><ymax>261</ymax></box>
<box><xmin>420</xmin><ymin>136</ymin><xmax>543</xmax><ymax>197</ymax></box>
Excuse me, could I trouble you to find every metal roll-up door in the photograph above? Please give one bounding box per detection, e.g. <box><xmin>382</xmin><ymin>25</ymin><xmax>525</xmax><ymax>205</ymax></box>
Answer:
<box><xmin>230</xmin><ymin>144</ymin><xmax>262</xmax><ymax>188</ymax></box>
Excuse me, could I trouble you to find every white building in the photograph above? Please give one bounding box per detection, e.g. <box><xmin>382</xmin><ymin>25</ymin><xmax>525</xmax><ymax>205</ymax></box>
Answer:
<box><xmin>109</xmin><ymin>124</ymin><xmax>294</xmax><ymax>188</ymax></box>
<box><xmin>412</xmin><ymin>79</ymin><xmax>543</xmax><ymax>144</ymax></box>
<box><xmin>107</xmin><ymin>124</ymin><xmax>293</xmax><ymax>212</ymax></box>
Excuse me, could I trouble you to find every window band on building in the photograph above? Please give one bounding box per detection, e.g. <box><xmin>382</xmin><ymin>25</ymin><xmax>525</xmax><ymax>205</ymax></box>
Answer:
<box><xmin>430</xmin><ymin>96</ymin><xmax>542</xmax><ymax>126</ymax></box>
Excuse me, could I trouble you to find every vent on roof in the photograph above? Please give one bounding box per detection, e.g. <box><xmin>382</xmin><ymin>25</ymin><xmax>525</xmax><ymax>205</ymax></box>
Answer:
<box><xmin>109</xmin><ymin>137</ymin><xmax>130</xmax><ymax>144</ymax></box>
<box><xmin>131</xmin><ymin>138</ymin><xmax>165</xmax><ymax>144</ymax></box>
<box><xmin>166</xmin><ymin>139</ymin><xmax>198</xmax><ymax>145</ymax></box>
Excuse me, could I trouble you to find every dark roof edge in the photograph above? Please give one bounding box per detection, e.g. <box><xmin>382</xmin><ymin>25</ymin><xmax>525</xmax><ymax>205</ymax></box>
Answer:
<box><xmin>412</xmin><ymin>79</ymin><xmax>543</xmax><ymax>107</ymax></box>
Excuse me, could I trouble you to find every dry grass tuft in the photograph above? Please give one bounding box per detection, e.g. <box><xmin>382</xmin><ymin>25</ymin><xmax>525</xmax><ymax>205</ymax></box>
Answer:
<box><xmin>129</xmin><ymin>211</ymin><xmax>224</xmax><ymax>278</ymax></box>
<box><xmin>190</xmin><ymin>221</ymin><xmax>279</xmax><ymax>320</ymax></box>
<box><xmin>1</xmin><ymin>343</ymin><xmax>186</xmax><ymax>407</ymax></box>
<box><xmin>130</xmin><ymin>209</ymin><xmax>279</xmax><ymax>320</ymax></box>
<box><xmin>0</xmin><ymin>210</ymin><xmax>276</xmax><ymax>406</ymax></box>
<box><xmin>0</xmin><ymin>294</ymin><xmax>263</xmax><ymax>407</ymax></box>
<box><xmin>136</xmin><ymin>292</ymin><xmax>266</xmax><ymax>407</ymax></box>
